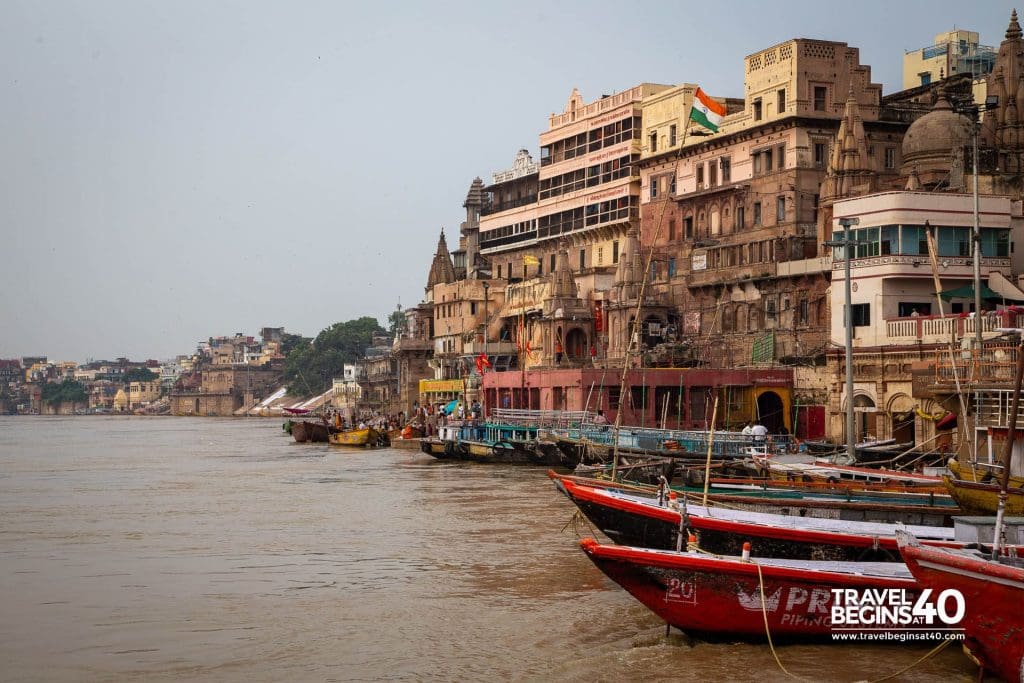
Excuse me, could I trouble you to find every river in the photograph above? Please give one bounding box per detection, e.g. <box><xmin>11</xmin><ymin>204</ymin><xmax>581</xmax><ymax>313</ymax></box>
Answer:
<box><xmin>0</xmin><ymin>417</ymin><xmax>979</xmax><ymax>682</ymax></box>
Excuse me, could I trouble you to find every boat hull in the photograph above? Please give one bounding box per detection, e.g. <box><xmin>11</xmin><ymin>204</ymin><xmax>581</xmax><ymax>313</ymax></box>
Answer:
<box><xmin>943</xmin><ymin>477</ymin><xmax>1024</xmax><ymax>515</ymax></box>
<box><xmin>898</xmin><ymin>535</ymin><xmax>1024</xmax><ymax>683</ymax></box>
<box><xmin>580</xmin><ymin>539</ymin><xmax>920</xmax><ymax>641</ymax></box>
<box><xmin>292</xmin><ymin>421</ymin><xmax>330</xmax><ymax>443</ymax></box>
<box><xmin>328</xmin><ymin>428</ymin><xmax>378</xmax><ymax>447</ymax></box>
<box><xmin>556</xmin><ymin>477</ymin><xmax>958</xmax><ymax>562</ymax></box>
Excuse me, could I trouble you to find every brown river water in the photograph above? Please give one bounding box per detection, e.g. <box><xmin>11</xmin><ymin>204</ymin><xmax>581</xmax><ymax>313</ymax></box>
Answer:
<box><xmin>0</xmin><ymin>416</ymin><xmax>981</xmax><ymax>682</ymax></box>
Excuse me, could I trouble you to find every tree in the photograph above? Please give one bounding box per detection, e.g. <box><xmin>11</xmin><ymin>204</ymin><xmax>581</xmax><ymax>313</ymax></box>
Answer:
<box><xmin>123</xmin><ymin>368</ymin><xmax>158</xmax><ymax>383</ymax></box>
<box><xmin>41</xmin><ymin>379</ymin><xmax>88</xmax><ymax>406</ymax></box>
<box><xmin>387</xmin><ymin>309</ymin><xmax>406</xmax><ymax>335</ymax></box>
<box><xmin>279</xmin><ymin>332</ymin><xmax>308</xmax><ymax>356</ymax></box>
<box><xmin>283</xmin><ymin>316</ymin><xmax>385</xmax><ymax>395</ymax></box>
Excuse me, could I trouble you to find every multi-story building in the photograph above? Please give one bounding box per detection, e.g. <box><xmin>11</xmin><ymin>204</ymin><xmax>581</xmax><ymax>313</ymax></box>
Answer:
<box><xmin>332</xmin><ymin>364</ymin><xmax>360</xmax><ymax>416</ymax></box>
<box><xmin>903</xmin><ymin>28</ymin><xmax>996</xmax><ymax>89</ymax></box>
<box><xmin>128</xmin><ymin>380</ymin><xmax>162</xmax><ymax>410</ymax></box>
<box><xmin>356</xmin><ymin>334</ymin><xmax>398</xmax><ymax>415</ymax></box>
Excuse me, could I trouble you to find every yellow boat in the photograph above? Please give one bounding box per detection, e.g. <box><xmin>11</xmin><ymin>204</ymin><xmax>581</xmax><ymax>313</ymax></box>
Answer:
<box><xmin>942</xmin><ymin>476</ymin><xmax>1024</xmax><ymax>515</ymax></box>
<box><xmin>328</xmin><ymin>428</ymin><xmax>379</xmax><ymax>448</ymax></box>
<box><xmin>947</xmin><ymin>458</ymin><xmax>1024</xmax><ymax>488</ymax></box>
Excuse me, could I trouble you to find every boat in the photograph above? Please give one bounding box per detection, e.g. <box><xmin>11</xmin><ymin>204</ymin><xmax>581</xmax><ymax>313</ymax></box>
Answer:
<box><xmin>747</xmin><ymin>454</ymin><xmax>945</xmax><ymax>491</ymax></box>
<box><xmin>580</xmin><ymin>538</ymin><xmax>921</xmax><ymax>641</ymax></box>
<box><xmin>947</xmin><ymin>457</ymin><xmax>1024</xmax><ymax>488</ymax></box>
<box><xmin>942</xmin><ymin>476</ymin><xmax>1024</xmax><ymax>515</ymax></box>
<box><xmin>897</xmin><ymin>530</ymin><xmax>1024</xmax><ymax>682</ymax></box>
<box><xmin>554</xmin><ymin>476</ymin><xmax>962</xmax><ymax>561</ymax></box>
<box><xmin>328</xmin><ymin>427</ymin><xmax>380</xmax><ymax>448</ymax></box>
<box><xmin>390</xmin><ymin>437</ymin><xmax>423</xmax><ymax>451</ymax></box>
<box><xmin>555</xmin><ymin>472</ymin><xmax>959</xmax><ymax>526</ymax></box>
<box><xmin>421</xmin><ymin>419</ymin><xmax>558</xmax><ymax>465</ymax></box>
<box><xmin>292</xmin><ymin>420</ymin><xmax>330</xmax><ymax>443</ymax></box>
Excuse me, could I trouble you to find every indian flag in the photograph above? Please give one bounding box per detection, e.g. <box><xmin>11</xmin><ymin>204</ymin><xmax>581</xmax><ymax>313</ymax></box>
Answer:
<box><xmin>689</xmin><ymin>87</ymin><xmax>726</xmax><ymax>133</ymax></box>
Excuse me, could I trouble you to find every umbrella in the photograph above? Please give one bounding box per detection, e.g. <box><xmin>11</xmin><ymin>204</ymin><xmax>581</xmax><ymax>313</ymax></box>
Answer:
<box><xmin>939</xmin><ymin>284</ymin><xmax>1002</xmax><ymax>301</ymax></box>
<box><xmin>444</xmin><ymin>399</ymin><xmax>459</xmax><ymax>415</ymax></box>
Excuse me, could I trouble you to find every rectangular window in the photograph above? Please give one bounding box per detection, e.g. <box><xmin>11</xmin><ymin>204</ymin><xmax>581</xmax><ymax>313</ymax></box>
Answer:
<box><xmin>597</xmin><ymin>246</ymin><xmax>604</xmax><ymax>265</ymax></box>
<box><xmin>880</xmin><ymin>225</ymin><xmax>898</xmax><ymax>255</ymax></box>
<box><xmin>470</xmin><ymin>302</ymin><xmax>477</xmax><ymax>315</ymax></box>
<box><xmin>777</xmin><ymin>88</ymin><xmax>786</xmax><ymax>114</ymax></box>
<box><xmin>684</xmin><ymin>217</ymin><xmax>694</xmax><ymax>239</ymax></box>
<box><xmin>813</xmin><ymin>86</ymin><xmax>827</xmax><ymax>111</ymax></box>
<box><xmin>753</xmin><ymin>97</ymin><xmax>762</xmax><ymax>121</ymax></box>
<box><xmin>736</xmin><ymin>205</ymin><xmax>745</xmax><ymax>230</ymax></box>
<box><xmin>550</xmin><ymin>253</ymin><xmax>556</xmax><ymax>272</ymax></box>
<box><xmin>537</xmin><ymin>258</ymin><xmax>543</xmax><ymax>276</ymax></box>
<box><xmin>695</xmin><ymin>163</ymin><xmax>704</xmax><ymax>187</ymax></box>
<box><xmin>668</xmin><ymin>257</ymin><xmax>676</xmax><ymax>278</ymax></box>
<box><xmin>649</xmin><ymin>262</ymin><xmax>657</xmax><ymax>282</ymax></box>
<box><xmin>720</xmin><ymin>157</ymin><xmax>731</xmax><ymax>183</ymax></box>
<box><xmin>579</xmin><ymin>249</ymin><xmax>585</xmax><ymax>270</ymax></box>
<box><xmin>776</xmin><ymin>144</ymin><xmax>785</xmax><ymax>169</ymax></box>
<box><xmin>798</xmin><ymin>299</ymin><xmax>808</xmax><ymax>325</ymax></box>
<box><xmin>650</xmin><ymin>180</ymin><xmax>658</xmax><ymax>199</ymax></box>
<box><xmin>764</xmin><ymin>149</ymin><xmax>773</xmax><ymax>172</ymax></box>
<box><xmin>669</xmin><ymin>124</ymin><xmax>677</xmax><ymax>147</ymax></box>
<box><xmin>709</xmin><ymin>161</ymin><xmax>718</xmax><ymax>187</ymax></box>
<box><xmin>937</xmin><ymin>226</ymin><xmax>971</xmax><ymax>257</ymax></box>
<box><xmin>776</xmin><ymin>196</ymin><xmax>786</xmax><ymax>222</ymax></box>
<box><xmin>753</xmin><ymin>153</ymin><xmax>762</xmax><ymax>175</ymax></box>
<box><xmin>848</xmin><ymin>303</ymin><xmax>871</xmax><ymax>328</ymax></box>
<box><xmin>814</xmin><ymin>142</ymin><xmax>826</xmax><ymax>168</ymax></box>
<box><xmin>753</xmin><ymin>202</ymin><xmax>762</xmax><ymax>226</ymax></box>
<box><xmin>668</xmin><ymin>219</ymin><xmax>676</xmax><ymax>241</ymax></box>
<box><xmin>497</xmin><ymin>264</ymin><xmax>503</xmax><ymax>279</ymax></box>
<box><xmin>981</xmin><ymin>228</ymin><xmax>1011</xmax><ymax>257</ymax></box>
<box><xmin>884</xmin><ymin>147</ymin><xmax>896</xmax><ymax>169</ymax></box>
<box><xmin>612</xmin><ymin>240</ymin><xmax>619</xmax><ymax>264</ymax></box>
<box><xmin>649</xmin><ymin>131</ymin><xmax>658</xmax><ymax>153</ymax></box>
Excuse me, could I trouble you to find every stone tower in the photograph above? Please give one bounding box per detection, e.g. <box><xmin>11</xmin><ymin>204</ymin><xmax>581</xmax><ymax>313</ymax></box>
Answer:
<box><xmin>461</xmin><ymin>178</ymin><xmax>485</xmax><ymax>279</ymax></box>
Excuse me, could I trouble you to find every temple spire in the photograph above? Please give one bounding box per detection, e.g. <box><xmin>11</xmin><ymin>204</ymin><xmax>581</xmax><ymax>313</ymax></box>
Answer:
<box><xmin>425</xmin><ymin>229</ymin><xmax>456</xmax><ymax>290</ymax></box>
<box><xmin>1008</xmin><ymin>9</ymin><xmax>1021</xmax><ymax>40</ymax></box>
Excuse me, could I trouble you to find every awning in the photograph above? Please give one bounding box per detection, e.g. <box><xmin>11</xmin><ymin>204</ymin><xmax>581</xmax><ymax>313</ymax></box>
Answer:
<box><xmin>988</xmin><ymin>271</ymin><xmax>1024</xmax><ymax>302</ymax></box>
<box><xmin>939</xmin><ymin>284</ymin><xmax>1002</xmax><ymax>301</ymax></box>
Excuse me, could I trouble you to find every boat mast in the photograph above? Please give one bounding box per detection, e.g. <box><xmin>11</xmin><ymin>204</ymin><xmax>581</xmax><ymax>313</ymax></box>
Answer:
<box><xmin>992</xmin><ymin>328</ymin><xmax>1024</xmax><ymax>557</ymax></box>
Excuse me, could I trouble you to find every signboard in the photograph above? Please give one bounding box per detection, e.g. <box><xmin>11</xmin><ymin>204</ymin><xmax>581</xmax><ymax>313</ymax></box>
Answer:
<box><xmin>419</xmin><ymin>379</ymin><xmax>465</xmax><ymax>394</ymax></box>
<box><xmin>692</xmin><ymin>253</ymin><xmax>707</xmax><ymax>272</ymax></box>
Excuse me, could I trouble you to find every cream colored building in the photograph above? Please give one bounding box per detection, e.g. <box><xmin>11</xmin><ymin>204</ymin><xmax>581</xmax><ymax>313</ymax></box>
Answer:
<box><xmin>128</xmin><ymin>380</ymin><xmax>162</xmax><ymax>409</ymax></box>
<box><xmin>903</xmin><ymin>28</ymin><xmax>995</xmax><ymax>89</ymax></box>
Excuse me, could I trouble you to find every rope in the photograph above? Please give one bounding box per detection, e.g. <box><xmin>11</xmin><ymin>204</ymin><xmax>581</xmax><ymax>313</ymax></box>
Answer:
<box><xmin>750</xmin><ymin>559</ymin><xmax>954</xmax><ymax>683</ymax></box>
<box><xmin>560</xmin><ymin>509</ymin><xmax>597</xmax><ymax>537</ymax></box>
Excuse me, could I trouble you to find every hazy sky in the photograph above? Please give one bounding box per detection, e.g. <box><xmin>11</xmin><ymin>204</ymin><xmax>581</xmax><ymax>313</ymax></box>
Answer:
<box><xmin>1</xmin><ymin>1</ymin><xmax>1016</xmax><ymax>362</ymax></box>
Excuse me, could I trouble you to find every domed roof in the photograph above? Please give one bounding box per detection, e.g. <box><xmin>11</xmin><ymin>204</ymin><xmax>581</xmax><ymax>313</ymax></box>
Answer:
<box><xmin>900</xmin><ymin>92</ymin><xmax>973</xmax><ymax>175</ymax></box>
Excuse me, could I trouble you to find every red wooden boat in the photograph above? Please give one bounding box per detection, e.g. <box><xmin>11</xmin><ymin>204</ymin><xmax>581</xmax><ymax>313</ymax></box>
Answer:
<box><xmin>580</xmin><ymin>538</ymin><xmax>920</xmax><ymax>641</ymax></box>
<box><xmin>555</xmin><ymin>476</ymin><xmax>967</xmax><ymax>561</ymax></box>
<box><xmin>897</xmin><ymin>531</ymin><xmax>1024</xmax><ymax>682</ymax></box>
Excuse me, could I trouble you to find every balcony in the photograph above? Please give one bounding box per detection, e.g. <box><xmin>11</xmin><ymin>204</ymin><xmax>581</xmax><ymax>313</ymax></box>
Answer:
<box><xmin>394</xmin><ymin>337</ymin><xmax>432</xmax><ymax>353</ymax></box>
<box><xmin>463</xmin><ymin>340</ymin><xmax>518</xmax><ymax>356</ymax></box>
<box><xmin>934</xmin><ymin>344</ymin><xmax>1019</xmax><ymax>386</ymax></box>
<box><xmin>884</xmin><ymin>310</ymin><xmax>1022</xmax><ymax>346</ymax></box>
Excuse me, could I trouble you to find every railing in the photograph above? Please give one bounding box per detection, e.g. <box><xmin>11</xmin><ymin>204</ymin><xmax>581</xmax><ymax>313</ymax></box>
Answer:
<box><xmin>885</xmin><ymin>311</ymin><xmax>1022</xmax><ymax>345</ymax></box>
<box><xmin>934</xmin><ymin>344</ymin><xmax>1019</xmax><ymax>384</ymax></box>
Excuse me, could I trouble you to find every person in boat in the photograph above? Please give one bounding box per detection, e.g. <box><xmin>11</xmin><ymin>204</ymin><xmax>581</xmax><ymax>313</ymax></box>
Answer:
<box><xmin>470</xmin><ymin>400</ymin><xmax>481</xmax><ymax>419</ymax></box>
<box><xmin>751</xmin><ymin>422</ymin><xmax>768</xmax><ymax>442</ymax></box>
<box><xmin>593</xmin><ymin>409</ymin><xmax>609</xmax><ymax>431</ymax></box>
<box><xmin>741</xmin><ymin>422</ymin><xmax>754</xmax><ymax>436</ymax></box>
